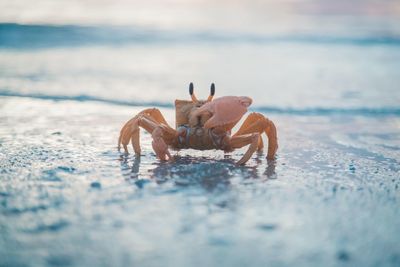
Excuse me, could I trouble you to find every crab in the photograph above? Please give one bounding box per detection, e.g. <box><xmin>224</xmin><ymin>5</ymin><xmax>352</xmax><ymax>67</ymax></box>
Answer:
<box><xmin>118</xmin><ymin>83</ymin><xmax>278</xmax><ymax>165</ymax></box>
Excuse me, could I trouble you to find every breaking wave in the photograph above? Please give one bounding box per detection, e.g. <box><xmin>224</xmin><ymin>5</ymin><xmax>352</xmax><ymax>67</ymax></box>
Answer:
<box><xmin>1</xmin><ymin>90</ymin><xmax>399</xmax><ymax>116</ymax></box>
<box><xmin>1</xmin><ymin>23</ymin><xmax>400</xmax><ymax>49</ymax></box>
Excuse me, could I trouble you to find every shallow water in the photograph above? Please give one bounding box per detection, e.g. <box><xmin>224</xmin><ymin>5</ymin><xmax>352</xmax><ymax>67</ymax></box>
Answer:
<box><xmin>1</xmin><ymin>1</ymin><xmax>400</xmax><ymax>266</ymax></box>
<box><xmin>1</xmin><ymin>97</ymin><xmax>399</xmax><ymax>267</ymax></box>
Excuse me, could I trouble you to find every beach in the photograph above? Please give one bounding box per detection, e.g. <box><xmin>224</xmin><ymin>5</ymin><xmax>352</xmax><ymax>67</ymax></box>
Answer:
<box><xmin>1</xmin><ymin>1</ymin><xmax>400</xmax><ymax>266</ymax></box>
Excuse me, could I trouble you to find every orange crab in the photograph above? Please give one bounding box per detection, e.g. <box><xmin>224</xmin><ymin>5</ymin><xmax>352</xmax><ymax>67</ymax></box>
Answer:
<box><xmin>118</xmin><ymin>83</ymin><xmax>278</xmax><ymax>165</ymax></box>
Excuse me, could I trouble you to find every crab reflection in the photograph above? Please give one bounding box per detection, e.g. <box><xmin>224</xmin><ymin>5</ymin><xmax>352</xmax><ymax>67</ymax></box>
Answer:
<box><xmin>119</xmin><ymin>154</ymin><xmax>141</xmax><ymax>180</ymax></box>
<box><xmin>265</xmin><ymin>159</ymin><xmax>277</xmax><ymax>179</ymax></box>
<box><xmin>119</xmin><ymin>153</ymin><xmax>277</xmax><ymax>190</ymax></box>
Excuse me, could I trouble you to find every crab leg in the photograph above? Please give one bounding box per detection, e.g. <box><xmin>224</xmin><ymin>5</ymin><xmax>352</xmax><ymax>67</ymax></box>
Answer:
<box><xmin>139</xmin><ymin>116</ymin><xmax>176</xmax><ymax>160</ymax></box>
<box><xmin>118</xmin><ymin>110</ymin><xmax>176</xmax><ymax>159</ymax></box>
<box><xmin>143</xmin><ymin>108</ymin><xmax>169</xmax><ymax>125</ymax></box>
<box><xmin>118</xmin><ymin>108</ymin><xmax>173</xmax><ymax>151</ymax></box>
<box><xmin>118</xmin><ymin>108</ymin><xmax>169</xmax><ymax>144</ymax></box>
<box><xmin>229</xmin><ymin>133</ymin><xmax>260</xmax><ymax>165</ymax></box>
<box><xmin>233</xmin><ymin>112</ymin><xmax>278</xmax><ymax>159</ymax></box>
<box><xmin>151</xmin><ymin>127</ymin><xmax>173</xmax><ymax>161</ymax></box>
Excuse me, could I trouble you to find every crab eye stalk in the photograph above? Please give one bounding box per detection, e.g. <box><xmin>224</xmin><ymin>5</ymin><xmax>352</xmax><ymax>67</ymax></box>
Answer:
<box><xmin>189</xmin><ymin>82</ymin><xmax>194</xmax><ymax>95</ymax></box>
<box><xmin>207</xmin><ymin>83</ymin><xmax>215</xmax><ymax>101</ymax></box>
<box><xmin>189</xmin><ymin>82</ymin><xmax>198</xmax><ymax>102</ymax></box>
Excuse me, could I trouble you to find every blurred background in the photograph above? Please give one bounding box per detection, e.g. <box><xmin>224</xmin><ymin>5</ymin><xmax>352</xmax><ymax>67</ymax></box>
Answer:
<box><xmin>1</xmin><ymin>0</ymin><xmax>400</xmax><ymax>109</ymax></box>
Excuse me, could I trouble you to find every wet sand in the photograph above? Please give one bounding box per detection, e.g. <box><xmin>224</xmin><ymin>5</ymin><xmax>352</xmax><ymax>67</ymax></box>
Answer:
<box><xmin>1</xmin><ymin>97</ymin><xmax>399</xmax><ymax>267</ymax></box>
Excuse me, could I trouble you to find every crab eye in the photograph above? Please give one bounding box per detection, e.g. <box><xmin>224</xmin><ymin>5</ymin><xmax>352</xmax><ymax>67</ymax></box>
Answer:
<box><xmin>189</xmin><ymin>82</ymin><xmax>198</xmax><ymax>102</ymax></box>
<box><xmin>189</xmin><ymin>82</ymin><xmax>194</xmax><ymax>95</ymax></box>
<box><xmin>207</xmin><ymin>83</ymin><xmax>215</xmax><ymax>101</ymax></box>
<box><xmin>210</xmin><ymin>83</ymin><xmax>215</xmax><ymax>96</ymax></box>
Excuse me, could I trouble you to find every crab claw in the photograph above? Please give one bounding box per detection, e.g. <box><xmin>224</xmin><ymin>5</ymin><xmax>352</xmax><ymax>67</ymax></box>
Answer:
<box><xmin>151</xmin><ymin>127</ymin><xmax>172</xmax><ymax>161</ymax></box>
<box><xmin>193</xmin><ymin>96</ymin><xmax>252</xmax><ymax>129</ymax></box>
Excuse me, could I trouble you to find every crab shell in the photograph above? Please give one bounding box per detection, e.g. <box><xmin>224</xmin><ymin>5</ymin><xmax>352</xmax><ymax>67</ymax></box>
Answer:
<box><xmin>193</xmin><ymin>96</ymin><xmax>252</xmax><ymax>129</ymax></box>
